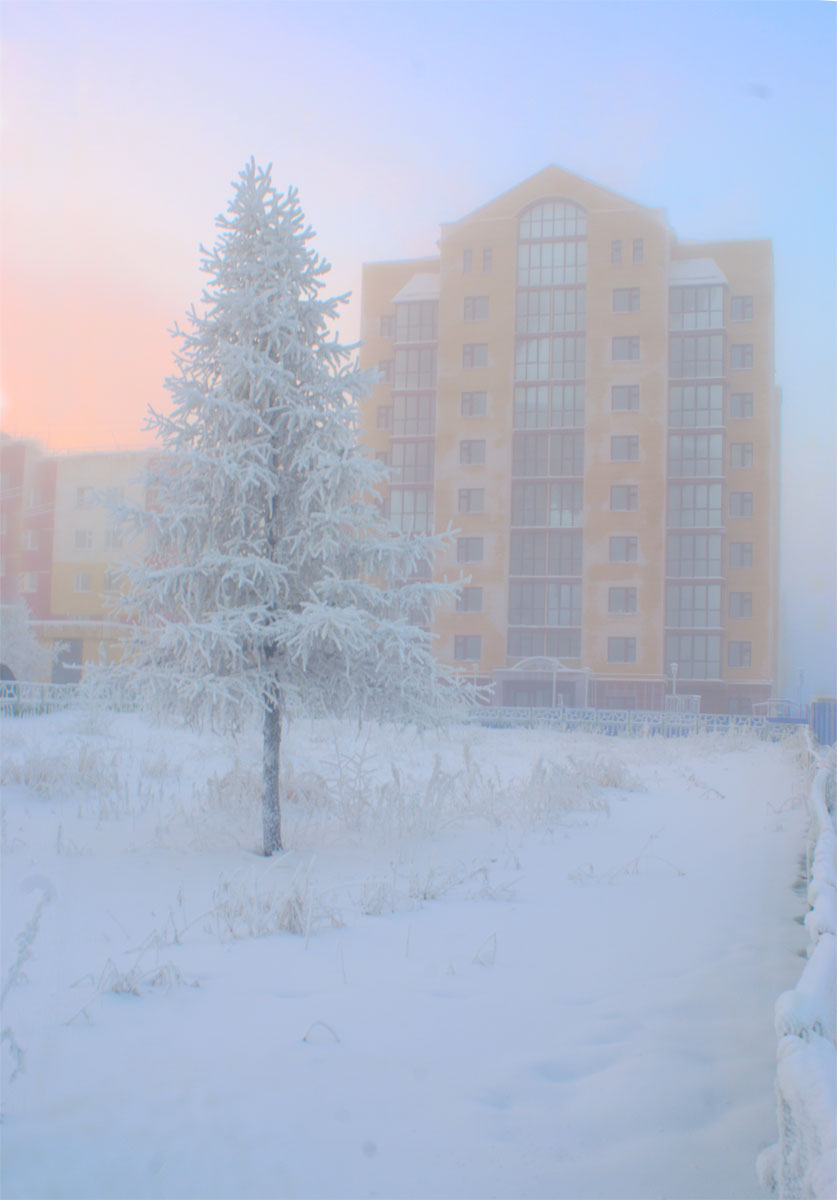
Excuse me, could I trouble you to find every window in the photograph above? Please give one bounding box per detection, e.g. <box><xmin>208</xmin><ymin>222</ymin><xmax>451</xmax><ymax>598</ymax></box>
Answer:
<box><xmin>463</xmin><ymin>343</ymin><xmax>488</xmax><ymax>369</ymax></box>
<box><xmin>459</xmin><ymin>439</ymin><xmax>485</xmax><ymax>466</ymax></box>
<box><xmin>667</xmin><ymin>533</ymin><xmax>722</xmax><ymax>578</ymax></box>
<box><xmin>379</xmin><ymin>315</ymin><xmax>395</xmax><ymax>338</ymax></box>
<box><xmin>458</xmin><ymin>488</ymin><xmax>484</xmax><ymax>513</ymax></box>
<box><xmin>73</xmin><ymin>571</ymin><xmax>92</xmax><ymax>593</ymax></box>
<box><xmin>513</xmin><ymin>384</ymin><xmax>584</xmax><ymax>429</ymax></box>
<box><xmin>395</xmin><ymin>301</ymin><xmax>437</xmax><ymax>344</ymax></box>
<box><xmin>508</xmin><ymin>630</ymin><xmax>581</xmax><ymax>659</ymax></box>
<box><xmin>611</xmin><ymin>435</ymin><xmax>639</xmax><ymax>462</ymax></box>
<box><xmin>462</xmin><ymin>249</ymin><xmax>472</xmax><ymax>274</ymax></box>
<box><xmin>608</xmin><ymin>637</ymin><xmax>636</xmax><ymax>663</ymax></box>
<box><xmin>665</xmin><ymin>633</ymin><xmax>722</xmax><ymax>679</ymax></box>
<box><xmin>517</xmin><ymin>241</ymin><xmax>587</xmax><ymax>286</ymax></box>
<box><xmin>510</xmin><ymin>530</ymin><xmax>582</xmax><ymax>576</ymax></box>
<box><xmin>632</xmin><ymin>238</ymin><xmax>644</xmax><ymax>264</ymax></box>
<box><xmin>378</xmin><ymin>360</ymin><xmax>393</xmax><ymax>383</ymax></box>
<box><xmin>104</xmin><ymin>567</ymin><xmax>121</xmax><ymax>591</ymax></box>
<box><xmin>514</xmin><ymin>335</ymin><xmax>586</xmax><ymax>381</ymax></box>
<box><xmin>549</xmin><ymin>481</ymin><xmax>583</xmax><ymax>527</ymax></box>
<box><xmin>509</xmin><ymin>581</ymin><xmax>581</xmax><ymax>627</ymax></box>
<box><xmin>668</xmin><ymin>433</ymin><xmax>723</xmax><ymax>477</ymax></box>
<box><xmin>454</xmin><ymin>635</ymin><xmax>481</xmax><ymax>661</ymax></box>
<box><xmin>393</xmin><ymin>393</ymin><xmax>434</xmax><ymax>436</ymax></box>
<box><xmin>105</xmin><ymin>526</ymin><xmax>123</xmax><ymax>549</ymax></box>
<box><xmin>464</xmin><ymin>295</ymin><xmax>489</xmax><ymax>321</ymax></box>
<box><xmin>665</xmin><ymin>583</ymin><xmax>721</xmax><ymax>628</ymax></box>
<box><xmin>552</xmin><ymin>288</ymin><xmax>586</xmax><ymax>332</ymax></box>
<box><xmin>730</xmin><ymin>393</ymin><xmax>754</xmax><ymax>419</ymax></box>
<box><xmin>730</xmin><ymin>443</ymin><xmax>754</xmax><ymax>469</ymax></box>
<box><xmin>612</xmin><ymin>385</ymin><xmax>640</xmax><ymax>411</ymax></box>
<box><xmin>730</xmin><ymin>295</ymin><xmax>754</xmax><ymax>321</ymax></box>
<box><xmin>390</xmin><ymin>488</ymin><xmax>433</xmax><ymax>533</ymax></box>
<box><xmin>391</xmin><ymin>440</ymin><xmax>433</xmax><ymax>483</ymax></box>
<box><xmin>512</xmin><ymin>431</ymin><xmax>584</xmax><ymax>477</ymax></box>
<box><xmin>730</xmin><ymin>344</ymin><xmax>754</xmax><ymax>370</ymax></box>
<box><xmin>612</xmin><ymin>336</ymin><xmax>640</xmax><ymax>361</ymax></box>
<box><xmin>75</xmin><ymin>529</ymin><xmax>93</xmax><ymax>550</ymax></box>
<box><xmin>609</xmin><ymin>587</ymin><xmax>637</xmax><ymax>614</ymax></box>
<box><xmin>729</xmin><ymin>491</ymin><xmax>753</xmax><ymax>518</ymax></box>
<box><xmin>482</xmin><ymin>248</ymin><xmax>493</xmax><ymax>273</ymax></box>
<box><xmin>668</xmin><ymin>384</ymin><xmax>723</xmax><ymax>427</ymax></box>
<box><xmin>461</xmin><ymin>391</ymin><xmax>487</xmax><ymax>418</ymax></box>
<box><xmin>519</xmin><ymin>201</ymin><xmax>587</xmax><ymax>240</ymax></box>
<box><xmin>511</xmin><ymin>482</ymin><xmax>546</xmax><ymax>526</ymax></box>
<box><xmin>22</xmin><ymin>529</ymin><xmax>40</xmax><ymax>550</ymax></box>
<box><xmin>610</xmin><ymin>536</ymin><xmax>638</xmax><ymax>563</ymax></box>
<box><xmin>394</xmin><ymin>347</ymin><xmax>436</xmax><ymax>389</ymax></box>
<box><xmin>611</xmin><ymin>240</ymin><xmax>622</xmax><ymax>265</ymax></box>
<box><xmin>457</xmin><ymin>587</ymin><xmax>483</xmax><ymax>613</ymax></box>
<box><xmin>76</xmin><ymin>486</ymin><xmax>93</xmax><ymax>507</ymax></box>
<box><xmin>728</xmin><ymin>641</ymin><xmax>752</xmax><ymax>669</ymax></box>
<box><xmin>515</xmin><ymin>287</ymin><xmax>586</xmax><ymax>334</ymax></box>
<box><xmin>670</xmin><ymin>334</ymin><xmax>724</xmax><ymax>379</ymax></box>
<box><xmin>457</xmin><ymin>536</ymin><xmax>484</xmax><ymax>563</ymax></box>
<box><xmin>377</xmin><ymin>405</ymin><xmax>392</xmax><ymax>431</ymax></box>
<box><xmin>667</xmin><ymin>483</ymin><xmax>722</xmax><ymax>528</ymax></box>
<box><xmin>669</xmin><ymin>286</ymin><xmax>723</xmax><ymax>331</ymax></box>
<box><xmin>550</xmin><ymin>432</ymin><xmax>584</xmax><ymax>475</ymax></box>
<box><xmin>729</xmin><ymin>591</ymin><xmax>752</xmax><ymax>619</ymax></box>
<box><xmin>729</xmin><ymin>542</ymin><xmax>753</xmax><ymax>568</ymax></box>
<box><xmin>610</xmin><ymin>485</ymin><xmax>638</xmax><ymax>511</ymax></box>
<box><xmin>511</xmin><ymin>481</ymin><xmax>583</xmax><ymax>528</ymax></box>
<box><xmin>20</xmin><ymin>572</ymin><xmax>38</xmax><ymax>594</ymax></box>
<box><xmin>613</xmin><ymin>287</ymin><xmax>640</xmax><ymax>313</ymax></box>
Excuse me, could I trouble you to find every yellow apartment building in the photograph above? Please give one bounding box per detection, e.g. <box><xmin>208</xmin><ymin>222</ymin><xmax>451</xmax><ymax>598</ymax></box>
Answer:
<box><xmin>359</xmin><ymin>167</ymin><xmax>780</xmax><ymax>714</ymax></box>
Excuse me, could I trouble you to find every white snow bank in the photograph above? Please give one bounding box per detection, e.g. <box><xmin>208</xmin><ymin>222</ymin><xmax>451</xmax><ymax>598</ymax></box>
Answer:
<box><xmin>759</xmin><ymin>757</ymin><xmax>837</xmax><ymax>1199</ymax></box>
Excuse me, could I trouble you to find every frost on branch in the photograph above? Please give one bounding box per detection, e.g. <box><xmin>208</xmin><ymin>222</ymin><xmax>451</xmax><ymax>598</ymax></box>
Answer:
<box><xmin>115</xmin><ymin>160</ymin><xmax>465</xmax><ymax>853</ymax></box>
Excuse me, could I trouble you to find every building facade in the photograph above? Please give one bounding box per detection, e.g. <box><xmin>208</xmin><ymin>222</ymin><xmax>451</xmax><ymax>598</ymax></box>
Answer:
<box><xmin>359</xmin><ymin>167</ymin><xmax>780</xmax><ymax>714</ymax></box>
<box><xmin>0</xmin><ymin>437</ymin><xmax>151</xmax><ymax>679</ymax></box>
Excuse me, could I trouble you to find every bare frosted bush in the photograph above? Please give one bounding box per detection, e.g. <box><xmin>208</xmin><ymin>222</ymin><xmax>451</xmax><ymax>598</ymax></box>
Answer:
<box><xmin>207</xmin><ymin>868</ymin><xmax>342</xmax><ymax>941</ymax></box>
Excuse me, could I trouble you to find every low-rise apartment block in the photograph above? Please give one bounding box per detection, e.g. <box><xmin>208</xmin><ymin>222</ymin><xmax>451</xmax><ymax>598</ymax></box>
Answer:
<box><xmin>0</xmin><ymin>437</ymin><xmax>151</xmax><ymax>679</ymax></box>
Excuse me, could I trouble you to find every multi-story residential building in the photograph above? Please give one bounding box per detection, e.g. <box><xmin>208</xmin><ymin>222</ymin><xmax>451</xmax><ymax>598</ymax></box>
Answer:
<box><xmin>0</xmin><ymin>437</ymin><xmax>151</xmax><ymax>680</ymax></box>
<box><xmin>359</xmin><ymin>167</ymin><xmax>780</xmax><ymax>714</ymax></box>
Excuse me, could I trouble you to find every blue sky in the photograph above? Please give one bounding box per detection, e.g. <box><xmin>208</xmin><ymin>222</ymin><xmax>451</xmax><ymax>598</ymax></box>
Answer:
<box><xmin>1</xmin><ymin>0</ymin><xmax>834</xmax><ymax>697</ymax></box>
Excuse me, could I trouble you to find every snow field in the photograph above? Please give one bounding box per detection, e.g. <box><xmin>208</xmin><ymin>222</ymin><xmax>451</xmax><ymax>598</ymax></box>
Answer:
<box><xmin>1</xmin><ymin>711</ymin><xmax>812</xmax><ymax>1199</ymax></box>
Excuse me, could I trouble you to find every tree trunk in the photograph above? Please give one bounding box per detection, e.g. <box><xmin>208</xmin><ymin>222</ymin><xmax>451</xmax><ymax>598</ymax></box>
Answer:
<box><xmin>262</xmin><ymin>696</ymin><xmax>282</xmax><ymax>855</ymax></box>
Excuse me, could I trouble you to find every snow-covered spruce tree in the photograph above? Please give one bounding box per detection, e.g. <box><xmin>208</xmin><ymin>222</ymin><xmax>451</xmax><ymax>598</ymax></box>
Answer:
<box><xmin>119</xmin><ymin>160</ymin><xmax>464</xmax><ymax>855</ymax></box>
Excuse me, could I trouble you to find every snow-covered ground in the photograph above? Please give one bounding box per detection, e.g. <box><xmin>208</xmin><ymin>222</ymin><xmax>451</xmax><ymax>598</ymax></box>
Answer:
<box><xmin>1</xmin><ymin>711</ymin><xmax>812</xmax><ymax>1199</ymax></box>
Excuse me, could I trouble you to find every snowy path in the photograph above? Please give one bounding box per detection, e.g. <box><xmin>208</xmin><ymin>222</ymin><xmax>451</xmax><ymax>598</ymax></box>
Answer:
<box><xmin>1</xmin><ymin>716</ymin><xmax>808</xmax><ymax>1199</ymax></box>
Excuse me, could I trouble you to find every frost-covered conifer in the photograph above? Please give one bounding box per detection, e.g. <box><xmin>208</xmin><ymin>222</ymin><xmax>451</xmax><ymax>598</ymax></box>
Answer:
<box><xmin>119</xmin><ymin>160</ymin><xmax>462</xmax><ymax>854</ymax></box>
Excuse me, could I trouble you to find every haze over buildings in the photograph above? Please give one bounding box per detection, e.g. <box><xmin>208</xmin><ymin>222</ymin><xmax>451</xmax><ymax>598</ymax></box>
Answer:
<box><xmin>0</xmin><ymin>1</ymin><xmax>833</xmax><ymax>699</ymax></box>
<box><xmin>361</xmin><ymin>167</ymin><xmax>780</xmax><ymax>714</ymax></box>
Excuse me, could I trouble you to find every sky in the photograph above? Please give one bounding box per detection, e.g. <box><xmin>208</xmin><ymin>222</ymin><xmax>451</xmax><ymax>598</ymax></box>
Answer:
<box><xmin>0</xmin><ymin>0</ymin><xmax>835</xmax><ymax>697</ymax></box>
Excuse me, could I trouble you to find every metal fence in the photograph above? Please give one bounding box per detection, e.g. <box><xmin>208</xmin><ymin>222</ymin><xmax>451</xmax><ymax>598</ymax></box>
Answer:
<box><xmin>0</xmin><ymin>681</ymin><xmax>807</xmax><ymax>741</ymax></box>
<box><xmin>468</xmin><ymin>705</ymin><xmax>805</xmax><ymax>740</ymax></box>
<box><xmin>0</xmin><ymin>681</ymin><xmax>79</xmax><ymax>716</ymax></box>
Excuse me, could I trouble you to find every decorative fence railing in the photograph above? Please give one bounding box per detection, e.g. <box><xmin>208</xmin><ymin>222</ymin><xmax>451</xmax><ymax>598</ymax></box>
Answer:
<box><xmin>468</xmin><ymin>705</ymin><xmax>805</xmax><ymax>740</ymax></box>
<box><xmin>0</xmin><ymin>683</ymin><xmax>809</xmax><ymax>741</ymax></box>
<box><xmin>0</xmin><ymin>682</ymin><xmax>79</xmax><ymax>716</ymax></box>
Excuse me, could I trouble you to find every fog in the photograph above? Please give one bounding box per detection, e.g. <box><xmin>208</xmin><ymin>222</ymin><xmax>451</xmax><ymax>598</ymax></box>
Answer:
<box><xmin>1</xmin><ymin>0</ymin><xmax>834</xmax><ymax>699</ymax></box>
